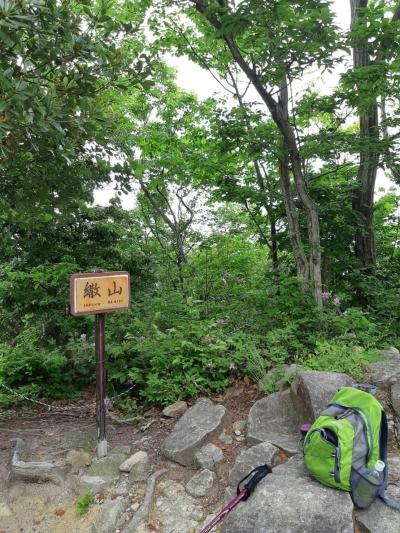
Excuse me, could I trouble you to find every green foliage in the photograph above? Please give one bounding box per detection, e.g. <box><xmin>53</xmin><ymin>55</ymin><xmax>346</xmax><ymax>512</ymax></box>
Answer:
<box><xmin>301</xmin><ymin>340</ymin><xmax>380</xmax><ymax>382</ymax></box>
<box><xmin>76</xmin><ymin>491</ymin><xmax>94</xmax><ymax>516</ymax></box>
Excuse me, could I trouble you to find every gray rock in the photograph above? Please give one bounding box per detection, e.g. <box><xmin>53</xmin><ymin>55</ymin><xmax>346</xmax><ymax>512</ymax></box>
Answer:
<box><xmin>9</xmin><ymin>438</ymin><xmax>65</xmax><ymax>485</ymax></box>
<box><xmin>92</xmin><ymin>496</ymin><xmax>126</xmax><ymax>533</ymax></box>
<box><xmin>154</xmin><ymin>479</ymin><xmax>204</xmax><ymax>532</ymax></box>
<box><xmin>221</xmin><ymin>474</ymin><xmax>354</xmax><ymax>533</ymax></box>
<box><xmin>197</xmin><ymin>514</ymin><xmax>218</xmax><ymax>533</ymax></box>
<box><xmin>163</xmin><ymin>399</ymin><xmax>228</xmax><ymax>466</ymax></box>
<box><xmin>162</xmin><ymin>400</ymin><xmax>188</xmax><ymax>418</ymax></box>
<box><xmin>128</xmin><ymin>451</ymin><xmax>151</xmax><ymax>482</ymax></box>
<box><xmin>379</xmin><ymin>347</ymin><xmax>400</xmax><ymax>359</ymax></box>
<box><xmin>276</xmin><ymin>364</ymin><xmax>303</xmax><ymax>391</ymax></box>
<box><xmin>119</xmin><ymin>451</ymin><xmax>147</xmax><ymax>473</ymax></box>
<box><xmin>388</xmin><ymin>453</ymin><xmax>400</xmax><ymax>482</ymax></box>
<box><xmin>260</xmin><ymin>364</ymin><xmax>303</xmax><ymax>393</ymax></box>
<box><xmin>186</xmin><ymin>469</ymin><xmax>216</xmax><ymax>497</ymax></box>
<box><xmin>365</xmin><ymin>348</ymin><xmax>400</xmax><ymax>391</ymax></box>
<box><xmin>232</xmin><ymin>420</ymin><xmax>246</xmax><ymax>434</ymax></box>
<box><xmin>272</xmin><ymin>454</ymin><xmax>309</xmax><ymax>478</ymax></box>
<box><xmin>291</xmin><ymin>371</ymin><xmax>353</xmax><ymax>424</ymax></box>
<box><xmin>88</xmin><ymin>453</ymin><xmax>126</xmax><ymax>478</ymax></box>
<box><xmin>195</xmin><ymin>443</ymin><xmax>224</xmax><ymax>470</ymax></box>
<box><xmin>354</xmin><ymin>485</ymin><xmax>400</xmax><ymax>533</ymax></box>
<box><xmin>247</xmin><ymin>390</ymin><xmax>300</xmax><ymax>454</ymax></box>
<box><xmin>391</xmin><ymin>381</ymin><xmax>400</xmax><ymax>417</ymax></box>
<box><xmin>78</xmin><ymin>475</ymin><xmax>113</xmax><ymax>494</ymax></box>
<box><xmin>228</xmin><ymin>442</ymin><xmax>280</xmax><ymax>488</ymax></box>
<box><xmin>219</xmin><ymin>430</ymin><xmax>233</xmax><ymax>445</ymax></box>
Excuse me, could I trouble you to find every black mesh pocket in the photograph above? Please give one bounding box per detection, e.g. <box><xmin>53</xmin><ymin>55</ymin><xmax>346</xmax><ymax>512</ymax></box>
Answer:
<box><xmin>351</xmin><ymin>467</ymin><xmax>382</xmax><ymax>509</ymax></box>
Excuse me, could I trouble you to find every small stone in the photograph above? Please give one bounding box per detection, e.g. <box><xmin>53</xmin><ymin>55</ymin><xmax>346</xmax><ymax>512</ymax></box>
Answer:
<box><xmin>219</xmin><ymin>430</ymin><xmax>233</xmax><ymax>445</ymax></box>
<box><xmin>128</xmin><ymin>451</ymin><xmax>151</xmax><ymax>482</ymax></box>
<box><xmin>234</xmin><ymin>430</ymin><xmax>241</xmax><ymax>436</ymax></box>
<box><xmin>235</xmin><ymin>436</ymin><xmax>245</xmax><ymax>442</ymax></box>
<box><xmin>120</xmin><ymin>451</ymin><xmax>147</xmax><ymax>473</ymax></box>
<box><xmin>186</xmin><ymin>469</ymin><xmax>216</xmax><ymax>497</ymax></box>
<box><xmin>233</xmin><ymin>420</ymin><xmax>246</xmax><ymax>434</ymax></box>
<box><xmin>195</xmin><ymin>443</ymin><xmax>224</xmax><ymax>470</ymax></box>
<box><xmin>130</xmin><ymin>502</ymin><xmax>140</xmax><ymax>512</ymax></box>
<box><xmin>162</xmin><ymin>400</ymin><xmax>188</xmax><ymax>418</ymax></box>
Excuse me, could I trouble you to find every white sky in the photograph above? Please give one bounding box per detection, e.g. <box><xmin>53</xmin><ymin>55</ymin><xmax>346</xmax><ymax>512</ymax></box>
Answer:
<box><xmin>94</xmin><ymin>0</ymin><xmax>397</xmax><ymax>209</ymax></box>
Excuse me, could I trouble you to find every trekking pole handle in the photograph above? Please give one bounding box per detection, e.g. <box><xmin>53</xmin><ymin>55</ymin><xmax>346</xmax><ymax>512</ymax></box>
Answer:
<box><xmin>237</xmin><ymin>464</ymin><xmax>272</xmax><ymax>501</ymax></box>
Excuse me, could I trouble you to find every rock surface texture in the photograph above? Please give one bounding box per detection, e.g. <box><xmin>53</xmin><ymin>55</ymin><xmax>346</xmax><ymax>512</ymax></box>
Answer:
<box><xmin>246</xmin><ymin>389</ymin><xmax>300</xmax><ymax>454</ymax></box>
<box><xmin>163</xmin><ymin>399</ymin><xmax>228</xmax><ymax>466</ymax></box>
<box><xmin>291</xmin><ymin>371</ymin><xmax>353</xmax><ymax>424</ymax></box>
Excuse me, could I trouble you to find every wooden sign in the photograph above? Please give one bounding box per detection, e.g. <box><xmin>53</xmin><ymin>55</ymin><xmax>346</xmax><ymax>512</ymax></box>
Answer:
<box><xmin>70</xmin><ymin>271</ymin><xmax>130</xmax><ymax>316</ymax></box>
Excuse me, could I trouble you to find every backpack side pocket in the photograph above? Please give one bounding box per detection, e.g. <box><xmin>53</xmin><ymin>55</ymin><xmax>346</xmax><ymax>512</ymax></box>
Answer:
<box><xmin>350</xmin><ymin>466</ymin><xmax>383</xmax><ymax>509</ymax></box>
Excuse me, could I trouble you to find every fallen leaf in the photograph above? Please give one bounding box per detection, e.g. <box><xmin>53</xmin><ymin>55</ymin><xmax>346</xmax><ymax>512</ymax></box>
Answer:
<box><xmin>54</xmin><ymin>509</ymin><xmax>65</xmax><ymax>517</ymax></box>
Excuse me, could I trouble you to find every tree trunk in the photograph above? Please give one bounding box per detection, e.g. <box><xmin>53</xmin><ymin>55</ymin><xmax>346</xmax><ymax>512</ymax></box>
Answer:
<box><xmin>350</xmin><ymin>0</ymin><xmax>379</xmax><ymax>271</ymax></box>
<box><xmin>190</xmin><ymin>0</ymin><xmax>323</xmax><ymax>306</ymax></box>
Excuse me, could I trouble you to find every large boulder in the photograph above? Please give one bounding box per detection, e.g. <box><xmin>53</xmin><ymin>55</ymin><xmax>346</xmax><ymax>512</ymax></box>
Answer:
<box><xmin>221</xmin><ymin>464</ymin><xmax>354</xmax><ymax>533</ymax></box>
<box><xmin>365</xmin><ymin>347</ymin><xmax>400</xmax><ymax>391</ymax></box>
<box><xmin>291</xmin><ymin>371</ymin><xmax>353</xmax><ymax>424</ymax></box>
<box><xmin>163</xmin><ymin>399</ymin><xmax>228</xmax><ymax>466</ymax></box>
<box><xmin>246</xmin><ymin>390</ymin><xmax>301</xmax><ymax>455</ymax></box>
<box><xmin>228</xmin><ymin>442</ymin><xmax>280</xmax><ymax>488</ymax></box>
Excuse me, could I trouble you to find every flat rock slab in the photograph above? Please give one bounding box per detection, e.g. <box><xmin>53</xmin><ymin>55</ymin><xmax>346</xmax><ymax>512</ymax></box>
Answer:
<box><xmin>246</xmin><ymin>390</ymin><xmax>300</xmax><ymax>454</ymax></box>
<box><xmin>163</xmin><ymin>399</ymin><xmax>228</xmax><ymax>466</ymax></box>
<box><xmin>354</xmin><ymin>485</ymin><xmax>400</xmax><ymax>533</ymax></box>
<box><xmin>154</xmin><ymin>479</ymin><xmax>204</xmax><ymax>532</ymax></box>
<box><xmin>221</xmin><ymin>473</ymin><xmax>354</xmax><ymax>533</ymax></box>
<box><xmin>291</xmin><ymin>371</ymin><xmax>353</xmax><ymax>424</ymax></box>
<box><xmin>186</xmin><ymin>469</ymin><xmax>216</xmax><ymax>497</ymax></box>
<box><xmin>228</xmin><ymin>443</ymin><xmax>280</xmax><ymax>488</ymax></box>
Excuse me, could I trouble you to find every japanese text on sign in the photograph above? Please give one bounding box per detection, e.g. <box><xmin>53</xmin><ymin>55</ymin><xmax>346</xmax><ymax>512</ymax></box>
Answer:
<box><xmin>70</xmin><ymin>272</ymin><xmax>130</xmax><ymax>316</ymax></box>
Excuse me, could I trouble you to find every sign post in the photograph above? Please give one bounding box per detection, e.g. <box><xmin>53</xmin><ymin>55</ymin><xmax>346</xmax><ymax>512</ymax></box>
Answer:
<box><xmin>70</xmin><ymin>271</ymin><xmax>131</xmax><ymax>458</ymax></box>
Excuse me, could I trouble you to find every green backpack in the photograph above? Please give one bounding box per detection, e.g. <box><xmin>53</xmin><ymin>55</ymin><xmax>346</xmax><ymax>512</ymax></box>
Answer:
<box><xmin>303</xmin><ymin>384</ymin><xmax>400</xmax><ymax>510</ymax></box>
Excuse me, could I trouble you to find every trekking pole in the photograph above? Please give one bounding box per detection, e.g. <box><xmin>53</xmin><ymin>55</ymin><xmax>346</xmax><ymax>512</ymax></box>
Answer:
<box><xmin>199</xmin><ymin>464</ymin><xmax>272</xmax><ymax>533</ymax></box>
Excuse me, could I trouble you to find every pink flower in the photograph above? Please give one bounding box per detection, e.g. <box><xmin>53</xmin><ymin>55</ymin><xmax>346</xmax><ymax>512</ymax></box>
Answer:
<box><xmin>341</xmin><ymin>310</ymin><xmax>348</xmax><ymax>317</ymax></box>
<box><xmin>333</xmin><ymin>298</ymin><xmax>341</xmax><ymax>306</ymax></box>
<box><xmin>322</xmin><ymin>291</ymin><xmax>331</xmax><ymax>301</ymax></box>
<box><xmin>229</xmin><ymin>362</ymin><xmax>236</xmax><ymax>370</ymax></box>
<box><xmin>215</xmin><ymin>319</ymin><xmax>225</xmax><ymax>326</ymax></box>
<box><xmin>203</xmin><ymin>335</ymin><xmax>213</xmax><ymax>344</ymax></box>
